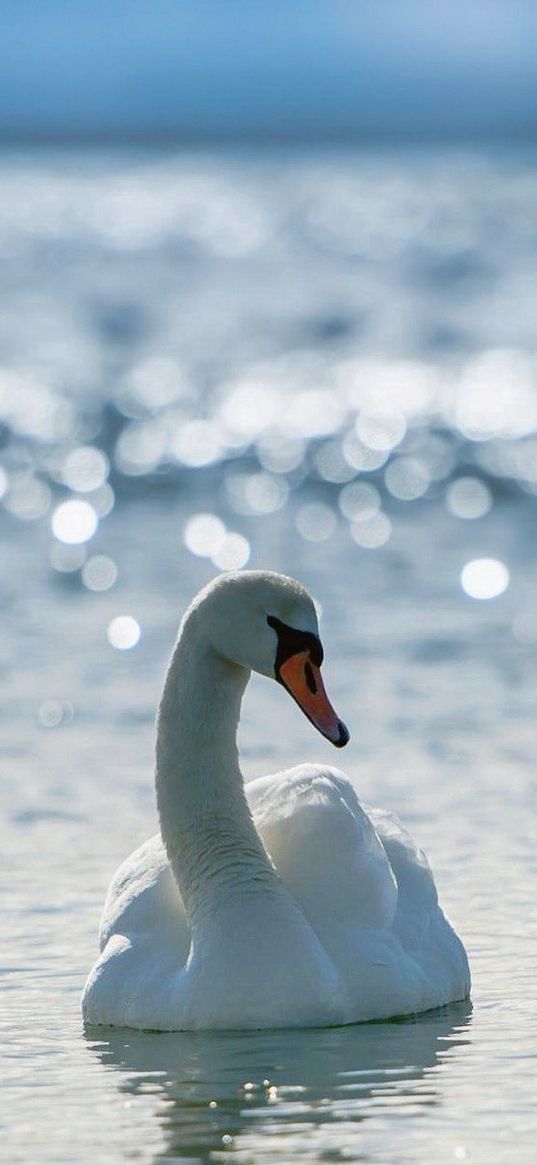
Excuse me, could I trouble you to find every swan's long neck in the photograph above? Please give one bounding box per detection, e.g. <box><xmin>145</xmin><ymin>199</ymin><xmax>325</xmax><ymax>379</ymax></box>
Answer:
<box><xmin>155</xmin><ymin>612</ymin><xmax>277</xmax><ymax>932</ymax></box>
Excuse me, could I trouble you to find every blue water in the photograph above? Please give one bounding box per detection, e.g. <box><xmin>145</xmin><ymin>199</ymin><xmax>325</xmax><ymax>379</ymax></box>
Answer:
<box><xmin>2</xmin><ymin>145</ymin><xmax>537</xmax><ymax>1164</ymax></box>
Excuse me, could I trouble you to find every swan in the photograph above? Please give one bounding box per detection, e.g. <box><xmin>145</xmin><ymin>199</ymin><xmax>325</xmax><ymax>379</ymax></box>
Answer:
<box><xmin>82</xmin><ymin>570</ymin><xmax>470</xmax><ymax>1030</ymax></box>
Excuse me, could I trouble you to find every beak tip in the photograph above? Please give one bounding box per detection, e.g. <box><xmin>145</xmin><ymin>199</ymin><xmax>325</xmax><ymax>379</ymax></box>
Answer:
<box><xmin>333</xmin><ymin>720</ymin><xmax>350</xmax><ymax>748</ymax></box>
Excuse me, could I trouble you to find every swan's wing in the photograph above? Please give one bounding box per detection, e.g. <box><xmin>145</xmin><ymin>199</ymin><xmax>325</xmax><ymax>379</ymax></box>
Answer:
<box><xmin>98</xmin><ymin>833</ymin><xmax>190</xmax><ymax>965</ymax></box>
<box><xmin>366</xmin><ymin>806</ymin><xmax>438</xmax><ymax>947</ymax></box>
<box><xmin>368</xmin><ymin>805</ymin><xmax>471</xmax><ymax>999</ymax></box>
<box><xmin>247</xmin><ymin>767</ymin><xmax>470</xmax><ymax>1007</ymax></box>
<box><xmin>247</xmin><ymin>765</ymin><xmax>399</xmax><ymax>936</ymax></box>
<box><xmin>83</xmin><ymin>836</ymin><xmax>191</xmax><ymax>1028</ymax></box>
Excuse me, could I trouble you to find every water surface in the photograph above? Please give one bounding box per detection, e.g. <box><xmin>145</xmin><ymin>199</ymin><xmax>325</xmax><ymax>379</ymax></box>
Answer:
<box><xmin>2</xmin><ymin>145</ymin><xmax>537</xmax><ymax>1163</ymax></box>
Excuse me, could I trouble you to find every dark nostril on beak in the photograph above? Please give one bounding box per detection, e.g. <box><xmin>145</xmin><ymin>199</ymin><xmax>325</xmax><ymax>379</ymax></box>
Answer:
<box><xmin>304</xmin><ymin>661</ymin><xmax>317</xmax><ymax>695</ymax></box>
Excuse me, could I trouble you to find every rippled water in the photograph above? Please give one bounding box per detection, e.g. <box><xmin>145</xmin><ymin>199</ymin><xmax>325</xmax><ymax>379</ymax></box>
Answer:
<box><xmin>2</xmin><ymin>145</ymin><xmax>537</xmax><ymax>1163</ymax></box>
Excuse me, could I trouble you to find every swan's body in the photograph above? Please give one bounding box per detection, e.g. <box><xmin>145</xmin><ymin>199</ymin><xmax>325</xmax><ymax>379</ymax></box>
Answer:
<box><xmin>83</xmin><ymin>571</ymin><xmax>469</xmax><ymax>1030</ymax></box>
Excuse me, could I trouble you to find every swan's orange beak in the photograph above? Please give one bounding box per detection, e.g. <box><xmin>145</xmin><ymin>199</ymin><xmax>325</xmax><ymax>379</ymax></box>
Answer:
<box><xmin>278</xmin><ymin>651</ymin><xmax>350</xmax><ymax>748</ymax></box>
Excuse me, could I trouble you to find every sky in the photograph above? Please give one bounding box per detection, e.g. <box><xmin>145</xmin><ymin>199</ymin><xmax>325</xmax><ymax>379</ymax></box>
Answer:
<box><xmin>1</xmin><ymin>1</ymin><xmax>536</xmax><ymax>141</ymax></box>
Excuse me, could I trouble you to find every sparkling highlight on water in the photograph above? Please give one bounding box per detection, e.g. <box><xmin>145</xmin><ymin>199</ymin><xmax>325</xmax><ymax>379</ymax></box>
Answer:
<box><xmin>107</xmin><ymin>616</ymin><xmax>141</xmax><ymax>650</ymax></box>
<box><xmin>461</xmin><ymin>558</ymin><xmax>509</xmax><ymax>600</ymax></box>
<box><xmin>51</xmin><ymin>499</ymin><xmax>98</xmax><ymax>545</ymax></box>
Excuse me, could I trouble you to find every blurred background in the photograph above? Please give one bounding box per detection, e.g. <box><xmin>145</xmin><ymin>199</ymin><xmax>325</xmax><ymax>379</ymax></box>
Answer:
<box><xmin>2</xmin><ymin>4</ymin><xmax>537</xmax><ymax>1164</ymax></box>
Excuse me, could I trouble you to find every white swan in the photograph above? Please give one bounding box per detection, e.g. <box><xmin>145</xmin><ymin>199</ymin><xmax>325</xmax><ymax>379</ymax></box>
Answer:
<box><xmin>82</xmin><ymin>570</ymin><xmax>470</xmax><ymax>1030</ymax></box>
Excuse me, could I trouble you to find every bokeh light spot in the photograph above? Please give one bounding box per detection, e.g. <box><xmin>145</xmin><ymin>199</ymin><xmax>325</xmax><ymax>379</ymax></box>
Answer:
<box><xmin>342</xmin><ymin>432</ymin><xmax>389</xmax><ymax>472</ymax></box>
<box><xmin>107</xmin><ymin>615</ymin><xmax>141</xmax><ymax>650</ymax></box>
<box><xmin>172</xmin><ymin>420</ymin><xmax>224</xmax><ymax>467</ymax></box>
<box><xmin>512</xmin><ymin>613</ymin><xmax>537</xmax><ymax>644</ymax></box>
<box><xmin>183</xmin><ymin>513</ymin><xmax>226</xmax><ymax>558</ymax></box>
<box><xmin>115</xmin><ymin>422</ymin><xmax>167</xmax><ymax>475</ymax></box>
<box><xmin>90</xmin><ymin>483</ymin><xmax>115</xmax><ymax>517</ymax></box>
<box><xmin>63</xmin><ymin>446</ymin><xmax>109</xmax><ymax>492</ymax></box>
<box><xmin>38</xmin><ymin>701</ymin><xmax>63</xmax><ymax>728</ymax></box>
<box><xmin>219</xmin><ymin>381</ymin><xmax>280</xmax><ymax>441</ymax></box>
<box><xmin>295</xmin><ymin>502</ymin><xmax>337</xmax><ymax>542</ymax></box>
<box><xmin>3</xmin><ymin>477</ymin><xmax>51</xmax><ymax>520</ymax></box>
<box><xmin>385</xmin><ymin>457</ymin><xmax>430</xmax><ymax>501</ymax></box>
<box><xmin>38</xmin><ymin>700</ymin><xmax>73</xmax><ymax>728</ymax></box>
<box><xmin>51</xmin><ymin>499</ymin><xmax>98</xmax><ymax>544</ymax></box>
<box><xmin>212</xmin><ymin>532</ymin><xmax>251</xmax><ymax>571</ymax></box>
<box><xmin>339</xmin><ymin>481</ymin><xmax>381</xmax><ymax>521</ymax></box>
<box><xmin>350</xmin><ymin>511</ymin><xmax>392</xmax><ymax>549</ymax></box>
<box><xmin>123</xmin><ymin>356</ymin><xmax>190</xmax><ymax>411</ymax></box>
<box><xmin>49</xmin><ymin>542</ymin><xmax>87</xmax><ymax>573</ymax></box>
<box><xmin>447</xmin><ymin>476</ymin><xmax>492</xmax><ymax>520</ymax></box>
<box><xmin>226</xmin><ymin>471</ymin><xmax>288</xmax><ymax>515</ymax></box>
<box><xmin>461</xmin><ymin>558</ymin><xmax>509</xmax><ymax>600</ymax></box>
<box><xmin>315</xmin><ymin>440</ymin><xmax>356</xmax><ymax>483</ymax></box>
<box><xmin>356</xmin><ymin>412</ymin><xmax>406</xmax><ymax>452</ymax></box>
<box><xmin>257</xmin><ymin>433</ymin><xmax>304</xmax><ymax>474</ymax></box>
<box><xmin>82</xmin><ymin>555</ymin><xmax>118</xmax><ymax>592</ymax></box>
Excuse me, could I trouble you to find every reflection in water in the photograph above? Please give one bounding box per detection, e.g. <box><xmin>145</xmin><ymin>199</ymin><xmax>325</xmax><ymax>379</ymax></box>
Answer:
<box><xmin>86</xmin><ymin>1004</ymin><xmax>471</xmax><ymax>1162</ymax></box>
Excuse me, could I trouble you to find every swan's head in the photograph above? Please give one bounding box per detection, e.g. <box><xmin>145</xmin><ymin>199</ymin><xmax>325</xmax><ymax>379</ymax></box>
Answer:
<box><xmin>195</xmin><ymin>570</ymin><xmax>350</xmax><ymax>748</ymax></box>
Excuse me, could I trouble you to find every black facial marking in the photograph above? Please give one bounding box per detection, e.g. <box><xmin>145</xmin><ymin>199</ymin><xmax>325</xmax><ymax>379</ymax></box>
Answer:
<box><xmin>267</xmin><ymin>614</ymin><xmax>323</xmax><ymax>680</ymax></box>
